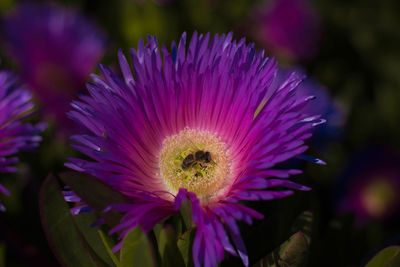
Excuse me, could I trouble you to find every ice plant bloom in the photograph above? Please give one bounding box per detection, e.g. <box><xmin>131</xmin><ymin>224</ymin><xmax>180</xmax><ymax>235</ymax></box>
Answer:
<box><xmin>3</xmin><ymin>3</ymin><xmax>106</xmax><ymax>132</ymax></box>
<box><xmin>337</xmin><ymin>147</ymin><xmax>400</xmax><ymax>224</ymax></box>
<box><xmin>0</xmin><ymin>67</ymin><xmax>45</xmax><ymax>211</ymax></box>
<box><xmin>67</xmin><ymin>32</ymin><xmax>324</xmax><ymax>266</ymax></box>
<box><xmin>254</xmin><ymin>0</ymin><xmax>322</xmax><ymax>61</ymax></box>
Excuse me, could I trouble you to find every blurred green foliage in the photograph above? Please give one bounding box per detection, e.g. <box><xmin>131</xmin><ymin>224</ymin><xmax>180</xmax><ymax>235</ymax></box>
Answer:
<box><xmin>365</xmin><ymin>246</ymin><xmax>400</xmax><ymax>267</ymax></box>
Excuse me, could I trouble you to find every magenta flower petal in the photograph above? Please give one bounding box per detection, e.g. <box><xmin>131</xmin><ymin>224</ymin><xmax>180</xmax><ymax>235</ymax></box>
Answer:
<box><xmin>67</xmin><ymin>32</ymin><xmax>323</xmax><ymax>266</ymax></box>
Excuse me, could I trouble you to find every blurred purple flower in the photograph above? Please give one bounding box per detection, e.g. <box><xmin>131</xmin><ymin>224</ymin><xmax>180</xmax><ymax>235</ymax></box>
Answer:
<box><xmin>3</xmin><ymin>3</ymin><xmax>106</xmax><ymax>133</ymax></box>
<box><xmin>337</xmin><ymin>147</ymin><xmax>400</xmax><ymax>224</ymax></box>
<box><xmin>66</xmin><ymin>32</ymin><xmax>323</xmax><ymax>266</ymax></box>
<box><xmin>0</xmin><ymin>67</ymin><xmax>45</xmax><ymax>211</ymax></box>
<box><xmin>270</xmin><ymin>68</ymin><xmax>344</xmax><ymax>144</ymax></box>
<box><xmin>254</xmin><ymin>0</ymin><xmax>322</xmax><ymax>62</ymax></box>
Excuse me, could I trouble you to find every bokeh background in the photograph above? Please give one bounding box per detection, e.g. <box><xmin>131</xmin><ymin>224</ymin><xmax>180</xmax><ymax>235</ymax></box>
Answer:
<box><xmin>0</xmin><ymin>0</ymin><xmax>400</xmax><ymax>266</ymax></box>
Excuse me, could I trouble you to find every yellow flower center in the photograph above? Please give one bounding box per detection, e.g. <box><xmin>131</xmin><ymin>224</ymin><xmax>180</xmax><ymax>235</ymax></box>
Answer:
<box><xmin>159</xmin><ymin>128</ymin><xmax>231</xmax><ymax>202</ymax></box>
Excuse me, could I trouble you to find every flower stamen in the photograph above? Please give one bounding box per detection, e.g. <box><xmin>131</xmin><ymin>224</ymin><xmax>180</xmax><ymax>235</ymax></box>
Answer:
<box><xmin>159</xmin><ymin>128</ymin><xmax>231</xmax><ymax>201</ymax></box>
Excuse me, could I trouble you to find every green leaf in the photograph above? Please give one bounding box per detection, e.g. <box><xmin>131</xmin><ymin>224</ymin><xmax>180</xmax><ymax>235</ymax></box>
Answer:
<box><xmin>39</xmin><ymin>174</ymin><xmax>102</xmax><ymax>267</ymax></box>
<box><xmin>158</xmin><ymin>226</ymin><xmax>185</xmax><ymax>267</ymax></box>
<box><xmin>279</xmin><ymin>232</ymin><xmax>309</xmax><ymax>266</ymax></box>
<box><xmin>253</xmin><ymin>231</ymin><xmax>309</xmax><ymax>267</ymax></box>
<box><xmin>254</xmin><ymin>100</ymin><xmax>266</xmax><ymax>118</ymax></box>
<box><xmin>59</xmin><ymin>171</ymin><xmax>129</xmax><ymax>227</ymax></box>
<box><xmin>153</xmin><ymin>222</ymin><xmax>163</xmax><ymax>242</ymax></box>
<box><xmin>98</xmin><ymin>230</ymin><xmax>121</xmax><ymax>267</ymax></box>
<box><xmin>177</xmin><ymin>228</ymin><xmax>196</xmax><ymax>267</ymax></box>
<box><xmin>365</xmin><ymin>246</ymin><xmax>400</xmax><ymax>267</ymax></box>
<box><xmin>120</xmin><ymin>227</ymin><xmax>156</xmax><ymax>267</ymax></box>
<box><xmin>290</xmin><ymin>210</ymin><xmax>313</xmax><ymax>243</ymax></box>
<box><xmin>74</xmin><ymin>213</ymin><xmax>118</xmax><ymax>267</ymax></box>
<box><xmin>179</xmin><ymin>199</ymin><xmax>193</xmax><ymax>230</ymax></box>
<box><xmin>253</xmin><ymin>211</ymin><xmax>313</xmax><ymax>267</ymax></box>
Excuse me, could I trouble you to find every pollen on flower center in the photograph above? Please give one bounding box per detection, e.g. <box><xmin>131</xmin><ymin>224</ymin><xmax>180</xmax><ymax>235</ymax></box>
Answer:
<box><xmin>159</xmin><ymin>128</ymin><xmax>231</xmax><ymax>201</ymax></box>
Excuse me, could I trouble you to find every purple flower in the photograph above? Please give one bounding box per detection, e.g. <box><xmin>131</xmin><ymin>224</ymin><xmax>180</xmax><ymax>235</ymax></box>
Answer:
<box><xmin>62</xmin><ymin>187</ymin><xmax>93</xmax><ymax>215</ymax></box>
<box><xmin>0</xmin><ymin>68</ymin><xmax>45</xmax><ymax>211</ymax></box>
<box><xmin>3</xmin><ymin>3</ymin><xmax>106</xmax><ymax>132</ymax></box>
<box><xmin>270</xmin><ymin>68</ymin><xmax>344</xmax><ymax>143</ymax></box>
<box><xmin>337</xmin><ymin>147</ymin><xmax>400</xmax><ymax>224</ymax></box>
<box><xmin>66</xmin><ymin>32</ymin><xmax>323</xmax><ymax>266</ymax></box>
<box><xmin>254</xmin><ymin>0</ymin><xmax>322</xmax><ymax>61</ymax></box>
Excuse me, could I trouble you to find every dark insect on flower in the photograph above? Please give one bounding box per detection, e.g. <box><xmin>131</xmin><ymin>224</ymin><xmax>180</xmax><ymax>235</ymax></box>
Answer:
<box><xmin>195</xmin><ymin>150</ymin><xmax>212</xmax><ymax>163</ymax></box>
<box><xmin>183</xmin><ymin>150</ymin><xmax>212</xmax><ymax>170</ymax></box>
<box><xmin>204</xmin><ymin>151</ymin><xmax>211</xmax><ymax>163</ymax></box>
<box><xmin>182</xmin><ymin>153</ymin><xmax>195</xmax><ymax>170</ymax></box>
<box><xmin>195</xmin><ymin>150</ymin><xmax>206</xmax><ymax>161</ymax></box>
